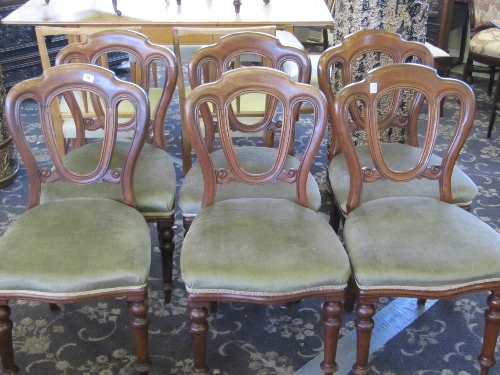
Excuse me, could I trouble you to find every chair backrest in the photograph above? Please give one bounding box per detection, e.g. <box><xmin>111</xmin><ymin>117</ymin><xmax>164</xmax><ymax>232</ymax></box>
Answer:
<box><xmin>188</xmin><ymin>31</ymin><xmax>312</xmax><ymax>153</ymax></box>
<box><xmin>317</xmin><ymin>29</ymin><xmax>435</xmax><ymax>161</ymax></box>
<box><xmin>469</xmin><ymin>0</ymin><xmax>500</xmax><ymax>31</ymax></box>
<box><xmin>5</xmin><ymin>63</ymin><xmax>150</xmax><ymax>209</ymax></box>
<box><xmin>172</xmin><ymin>25</ymin><xmax>279</xmax><ymax>174</ymax></box>
<box><xmin>331</xmin><ymin>63</ymin><xmax>475</xmax><ymax>213</ymax></box>
<box><xmin>55</xmin><ymin>29</ymin><xmax>178</xmax><ymax>150</ymax></box>
<box><xmin>35</xmin><ymin>26</ymin><xmax>143</xmax><ymax>155</ymax></box>
<box><xmin>184</xmin><ymin>66</ymin><xmax>327</xmax><ymax>209</ymax></box>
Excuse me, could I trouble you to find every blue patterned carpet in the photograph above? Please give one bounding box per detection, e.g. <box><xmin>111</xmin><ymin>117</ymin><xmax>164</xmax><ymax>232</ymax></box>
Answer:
<box><xmin>0</xmin><ymin>67</ymin><xmax>499</xmax><ymax>375</ymax></box>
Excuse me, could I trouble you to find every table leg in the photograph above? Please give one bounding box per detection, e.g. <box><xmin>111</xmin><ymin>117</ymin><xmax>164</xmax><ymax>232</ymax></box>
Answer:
<box><xmin>112</xmin><ymin>0</ymin><xmax>122</xmax><ymax>15</ymax></box>
<box><xmin>234</xmin><ymin>0</ymin><xmax>242</xmax><ymax>13</ymax></box>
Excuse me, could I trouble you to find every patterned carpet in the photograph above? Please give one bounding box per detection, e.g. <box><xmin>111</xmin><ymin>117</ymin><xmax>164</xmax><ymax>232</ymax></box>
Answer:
<box><xmin>0</xmin><ymin>66</ymin><xmax>499</xmax><ymax>375</ymax></box>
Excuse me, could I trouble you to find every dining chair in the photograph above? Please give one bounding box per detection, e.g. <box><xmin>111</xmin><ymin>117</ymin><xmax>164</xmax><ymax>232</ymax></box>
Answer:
<box><xmin>35</xmin><ymin>25</ymin><xmax>144</xmax><ymax>155</ymax></box>
<box><xmin>172</xmin><ymin>25</ymin><xmax>304</xmax><ymax>174</ymax></box>
<box><xmin>49</xmin><ymin>29</ymin><xmax>178</xmax><ymax>303</ymax></box>
<box><xmin>317</xmin><ymin>29</ymin><xmax>478</xmax><ymax>233</ymax></box>
<box><xmin>177</xmin><ymin>31</ymin><xmax>317</xmax><ymax>231</ymax></box>
<box><xmin>462</xmin><ymin>0</ymin><xmax>500</xmax><ymax>138</ymax></box>
<box><xmin>181</xmin><ymin>66</ymin><xmax>350</xmax><ymax>375</ymax></box>
<box><xmin>333</xmin><ymin>63</ymin><xmax>500</xmax><ymax>375</ymax></box>
<box><xmin>2</xmin><ymin>63</ymin><xmax>153</xmax><ymax>374</ymax></box>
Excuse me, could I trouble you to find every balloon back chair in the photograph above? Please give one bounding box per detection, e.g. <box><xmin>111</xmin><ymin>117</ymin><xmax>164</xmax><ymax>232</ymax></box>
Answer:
<box><xmin>1</xmin><ymin>63</ymin><xmax>153</xmax><ymax>374</ymax></box>
<box><xmin>180</xmin><ymin>66</ymin><xmax>351</xmax><ymax>375</ymax></box>
<box><xmin>317</xmin><ymin>29</ymin><xmax>478</xmax><ymax>232</ymax></box>
<box><xmin>35</xmin><ymin>25</ymin><xmax>144</xmax><ymax>155</ymax></box>
<box><xmin>49</xmin><ymin>29</ymin><xmax>178</xmax><ymax>302</ymax></box>
<box><xmin>462</xmin><ymin>0</ymin><xmax>500</xmax><ymax>137</ymax></box>
<box><xmin>178</xmin><ymin>31</ymin><xmax>319</xmax><ymax>231</ymax></box>
<box><xmin>172</xmin><ymin>26</ymin><xmax>304</xmax><ymax>175</ymax></box>
<box><xmin>332</xmin><ymin>63</ymin><xmax>500</xmax><ymax>375</ymax></box>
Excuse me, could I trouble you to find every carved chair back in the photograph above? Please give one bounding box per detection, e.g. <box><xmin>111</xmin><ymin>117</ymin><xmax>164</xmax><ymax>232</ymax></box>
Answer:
<box><xmin>332</xmin><ymin>63</ymin><xmax>475</xmax><ymax>214</ymax></box>
<box><xmin>184</xmin><ymin>66</ymin><xmax>327</xmax><ymax>209</ymax></box>
<box><xmin>469</xmin><ymin>0</ymin><xmax>500</xmax><ymax>31</ymax></box>
<box><xmin>188</xmin><ymin>31</ymin><xmax>312</xmax><ymax>153</ymax></box>
<box><xmin>4</xmin><ymin>63</ymin><xmax>150</xmax><ymax>209</ymax></box>
<box><xmin>55</xmin><ymin>29</ymin><xmax>177</xmax><ymax>150</ymax></box>
<box><xmin>317</xmin><ymin>29</ymin><xmax>435</xmax><ymax>161</ymax></box>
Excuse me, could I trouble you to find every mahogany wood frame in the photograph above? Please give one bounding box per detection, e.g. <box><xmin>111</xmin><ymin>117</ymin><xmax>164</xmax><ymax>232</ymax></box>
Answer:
<box><xmin>332</xmin><ymin>64</ymin><xmax>500</xmax><ymax>375</ymax></box>
<box><xmin>317</xmin><ymin>29</ymin><xmax>439</xmax><ymax>232</ymax></box>
<box><xmin>183</xmin><ymin>66</ymin><xmax>345</xmax><ymax>375</ymax></box>
<box><xmin>180</xmin><ymin>30</ymin><xmax>312</xmax><ymax>230</ymax></box>
<box><xmin>3</xmin><ymin>63</ymin><xmax>152</xmax><ymax>374</ymax></box>
<box><xmin>55</xmin><ymin>29</ymin><xmax>178</xmax><ymax>303</ymax></box>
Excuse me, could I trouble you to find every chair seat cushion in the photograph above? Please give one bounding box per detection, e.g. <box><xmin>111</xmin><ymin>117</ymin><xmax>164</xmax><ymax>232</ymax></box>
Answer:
<box><xmin>344</xmin><ymin>196</ymin><xmax>500</xmax><ymax>290</ymax></box>
<box><xmin>0</xmin><ymin>198</ymin><xmax>151</xmax><ymax>296</ymax></box>
<box><xmin>469</xmin><ymin>27</ymin><xmax>500</xmax><ymax>58</ymax></box>
<box><xmin>181</xmin><ymin>198</ymin><xmax>350</xmax><ymax>296</ymax></box>
<box><xmin>329</xmin><ymin>143</ymin><xmax>478</xmax><ymax>214</ymax></box>
<box><xmin>41</xmin><ymin>141</ymin><xmax>176</xmax><ymax>217</ymax></box>
<box><xmin>179</xmin><ymin>147</ymin><xmax>321</xmax><ymax>216</ymax></box>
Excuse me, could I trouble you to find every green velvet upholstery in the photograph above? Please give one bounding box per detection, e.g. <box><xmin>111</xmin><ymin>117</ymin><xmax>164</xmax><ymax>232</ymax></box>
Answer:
<box><xmin>329</xmin><ymin>143</ymin><xmax>478</xmax><ymax>213</ymax></box>
<box><xmin>41</xmin><ymin>141</ymin><xmax>176</xmax><ymax>217</ymax></box>
<box><xmin>179</xmin><ymin>147</ymin><xmax>322</xmax><ymax>216</ymax></box>
<box><xmin>181</xmin><ymin>198</ymin><xmax>350</xmax><ymax>295</ymax></box>
<box><xmin>344</xmin><ymin>196</ymin><xmax>500</xmax><ymax>290</ymax></box>
<box><xmin>0</xmin><ymin>198</ymin><xmax>151</xmax><ymax>295</ymax></box>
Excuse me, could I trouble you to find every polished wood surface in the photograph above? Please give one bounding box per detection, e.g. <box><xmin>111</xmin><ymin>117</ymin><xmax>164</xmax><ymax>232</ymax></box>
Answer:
<box><xmin>491</xmin><ymin>19</ymin><xmax>500</xmax><ymax>28</ymax></box>
<box><xmin>2</xmin><ymin>0</ymin><xmax>334</xmax><ymax>43</ymax></box>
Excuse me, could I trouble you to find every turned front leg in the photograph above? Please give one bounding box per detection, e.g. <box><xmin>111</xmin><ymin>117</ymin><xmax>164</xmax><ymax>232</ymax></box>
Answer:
<box><xmin>189</xmin><ymin>300</ymin><xmax>210</xmax><ymax>375</ymax></box>
<box><xmin>352</xmin><ymin>301</ymin><xmax>376</xmax><ymax>375</ymax></box>
<box><xmin>321</xmin><ymin>298</ymin><xmax>343</xmax><ymax>374</ymax></box>
<box><xmin>128</xmin><ymin>299</ymin><xmax>151</xmax><ymax>375</ymax></box>
<box><xmin>478</xmin><ymin>291</ymin><xmax>500</xmax><ymax>375</ymax></box>
<box><xmin>158</xmin><ymin>219</ymin><xmax>175</xmax><ymax>303</ymax></box>
<box><xmin>0</xmin><ymin>304</ymin><xmax>19</xmax><ymax>374</ymax></box>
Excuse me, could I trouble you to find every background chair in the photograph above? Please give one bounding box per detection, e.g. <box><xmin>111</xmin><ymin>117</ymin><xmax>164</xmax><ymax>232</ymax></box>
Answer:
<box><xmin>172</xmin><ymin>26</ymin><xmax>304</xmax><ymax>174</ymax></box>
<box><xmin>462</xmin><ymin>0</ymin><xmax>500</xmax><ymax>137</ymax></box>
<box><xmin>2</xmin><ymin>63</ymin><xmax>152</xmax><ymax>374</ymax></box>
<box><xmin>333</xmin><ymin>63</ymin><xmax>500</xmax><ymax>375</ymax></box>
<box><xmin>49</xmin><ymin>30</ymin><xmax>178</xmax><ymax>303</ymax></box>
<box><xmin>35</xmin><ymin>26</ymin><xmax>144</xmax><ymax>155</ymax></box>
<box><xmin>317</xmin><ymin>29</ymin><xmax>478</xmax><ymax>233</ymax></box>
<box><xmin>181</xmin><ymin>66</ymin><xmax>350</xmax><ymax>375</ymax></box>
<box><xmin>177</xmin><ymin>31</ymin><xmax>317</xmax><ymax>231</ymax></box>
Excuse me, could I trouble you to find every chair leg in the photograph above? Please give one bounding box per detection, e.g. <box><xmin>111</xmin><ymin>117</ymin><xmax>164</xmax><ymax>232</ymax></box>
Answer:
<box><xmin>352</xmin><ymin>301</ymin><xmax>376</xmax><ymax>375</ymax></box>
<box><xmin>487</xmin><ymin>75</ymin><xmax>500</xmax><ymax>138</ymax></box>
<box><xmin>477</xmin><ymin>291</ymin><xmax>500</xmax><ymax>375</ymax></box>
<box><xmin>462</xmin><ymin>58</ymin><xmax>473</xmax><ymax>82</ymax></box>
<box><xmin>321</xmin><ymin>299</ymin><xmax>343</xmax><ymax>374</ymax></box>
<box><xmin>488</xmin><ymin>66</ymin><xmax>496</xmax><ymax>96</ymax></box>
<box><xmin>128</xmin><ymin>298</ymin><xmax>151</xmax><ymax>375</ymax></box>
<box><xmin>0</xmin><ymin>304</ymin><xmax>19</xmax><ymax>374</ymax></box>
<box><xmin>189</xmin><ymin>300</ymin><xmax>210</xmax><ymax>375</ymax></box>
<box><xmin>157</xmin><ymin>218</ymin><xmax>175</xmax><ymax>303</ymax></box>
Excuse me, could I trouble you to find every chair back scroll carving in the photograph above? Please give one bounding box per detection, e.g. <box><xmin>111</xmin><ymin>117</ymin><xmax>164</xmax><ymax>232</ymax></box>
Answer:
<box><xmin>188</xmin><ymin>31</ymin><xmax>312</xmax><ymax>153</ymax></box>
<box><xmin>55</xmin><ymin>29</ymin><xmax>178</xmax><ymax>150</ymax></box>
<box><xmin>332</xmin><ymin>63</ymin><xmax>476</xmax><ymax>213</ymax></box>
<box><xmin>5</xmin><ymin>63</ymin><xmax>150</xmax><ymax>209</ymax></box>
<box><xmin>317</xmin><ymin>29</ymin><xmax>435</xmax><ymax>161</ymax></box>
<box><xmin>184</xmin><ymin>67</ymin><xmax>327</xmax><ymax>209</ymax></box>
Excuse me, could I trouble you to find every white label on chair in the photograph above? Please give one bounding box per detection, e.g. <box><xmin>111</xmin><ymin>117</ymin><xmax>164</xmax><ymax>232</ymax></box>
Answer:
<box><xmin>370</xmin><ymin>82</ymin><xmax>378</xmax><ymax>93</ymax></box>
<box><xmin>83</xmin><ymin>74</ymin><xmax>95</xmax><ymax>83</ymax></box>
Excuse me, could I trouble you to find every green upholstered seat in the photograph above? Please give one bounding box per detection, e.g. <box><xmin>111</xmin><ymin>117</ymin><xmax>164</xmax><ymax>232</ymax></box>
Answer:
<box><xmin>0</xmin><ymin>198</ymin><xmax>151</xmax><ymax>296</ymax></box>
<box><xmin>344</xmin><ymin>196</ymin><xmax>500</xmax><ymax>290</ymax></box>
<box><xmin>179</xmin><ymin>147</ymin><xmax>322</xmax><ymax>217</ymax></box>
<box><xmin>329</xmin><ymin>143</ymin><xmax>478</xmax><ymax>213</ymax></box>
<box><xmin>181</xmin><ymin>198</ymin><xmax>350</xmax><ymax>295</ymax></box>
<box><xmin>41</xmin><ymin>141</ymin><xmax>176</xmax><ymax>217</ymax></box>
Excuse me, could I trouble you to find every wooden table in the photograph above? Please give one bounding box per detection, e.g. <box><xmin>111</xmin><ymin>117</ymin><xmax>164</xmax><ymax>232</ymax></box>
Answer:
<box><xmin>491</xmin><ymin>20</ymin><xmax>500</xmax><ymax>29</ymax></box>
<box><xmin>1</xmin><ymin>0</ymin><xmax>334</xmax><ymax>44</ymax></box>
